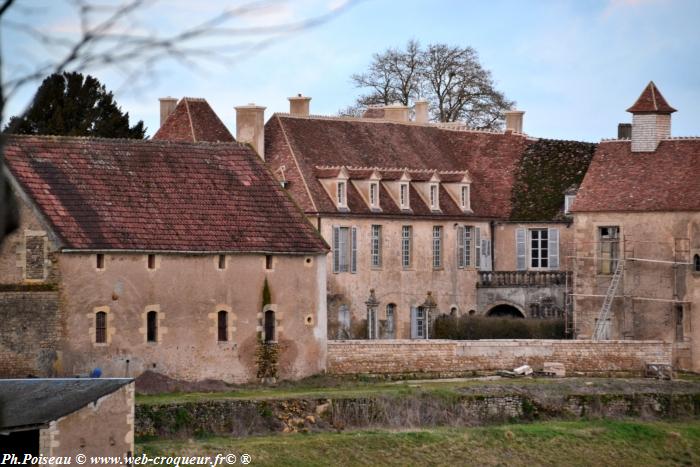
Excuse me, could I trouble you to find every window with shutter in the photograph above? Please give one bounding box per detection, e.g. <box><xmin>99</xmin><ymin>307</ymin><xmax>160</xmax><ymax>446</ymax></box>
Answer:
<box><xmin>548</xmin><ymin>228</ymin><xmax>560</xmax><ymax>270</ymax></box>
<box><xmin>457</xmin><ymin>226</ymin><xmax>465</xmax><ymax>268</ymax></box>
<box><xmin>530</xmin><ymin>229</ymin><xmax>549</xmax><ymax>269</ymax></box>
<box><xmin>481</xmin><ymin>239</ymin><xmax>492</xmax><ymax>271</ymax></box>
<box><xmin>464</xmin><ymin>226</ymin><xmax>472</xmax><ymax>267</ymax></box>
<box><xmin>332</xmin><ymin>226</ymin><xmax>340</xmax><ymax>273</ymax></box>
<box><xmin>475</xmin><ymin>227</ymin><xmax>481</xmax><ymax>269</ymax></box>
<box><xmin>350</xmin><ymin>227</ymin><xmax>357</xmax><ymax>273</ymax></box>
<box><xmin>516</xmin><ymin>228</ymin><xmax>526</xmax><ymax>271</ymax></box>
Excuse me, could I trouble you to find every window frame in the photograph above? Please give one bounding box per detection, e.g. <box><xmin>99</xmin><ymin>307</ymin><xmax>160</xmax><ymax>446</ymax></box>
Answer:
<box><xmin>217</xmin><ymin>310</ymin><xmax>228</xmax><ymax>342</ymax></box>
<box><xmin>332</xmin><ymin>226</ymin><xmax>357</xmax><ymax>274</ymax></box>
<box><xmin>263</xmin><ymin>309</ymin><xmax>276</xmax><ymax>343</ymax></box>
<box><xmin>337</xmin><ymin>181</ymin><xmax>347</xmax><ymax>208</ymax></box>
<box><xmin>429</xmin><ymin>183</ymin><xmax>439</xmax><ymax>210</ymax></box>
<box><xmin>401</xmin><ymin>225</ymin><xmax>412</xmax><ymax>269</ymax></box>
<box><xmin>95</xmin><ymin>311</ymin><xmax>107</xmax><ymax>344</ymax></box>
<box><xmin>597</xmin><ymin>226</ymin><xmax>620</xmax><ymax>275</ymax></box>
<box><xmin>529</xmin><ymin>228</ymin><xmax>549</xmax><ymax>270</ymax></box>
<box><xmin>399</xmin><ymin>183</ymin><xmax>409</xmax><ymax>210</ymax></box>
<box><xmin>460</xmin><ymin>184</ymin><xmax>471</xmax><ymax>211</ymax></box>
<box><xmin>96</xmin><ymin>254</ymin><xmax>105</xmax><ymax>270</ymax></box>
<box><xmin>146</xmin><ymin>310</ymin><xmax>158</xmax><ymax>343</ymax></box>
<box><xmin>370</xmin><ymin>224</ymin><xmax>382</xmax><ymax>269</ymax></box>
<box><xmin>385</xmin><ymin>304</ymin><xmax>396</xmax><ymax>338</ymax></box>
<box><xmin>432</xmin><ymin>226</ymin><xmax>443</xmax><ymax>269</ymax></box>
<box><xmin>564</xmin><ymin>194</ymin><xmax>576</xmax><ymax>215</ymax></box>
<box><xmin>369</xmin><ymin>182</ymin><xmax>379</xmax><ymax>208</ymax></box>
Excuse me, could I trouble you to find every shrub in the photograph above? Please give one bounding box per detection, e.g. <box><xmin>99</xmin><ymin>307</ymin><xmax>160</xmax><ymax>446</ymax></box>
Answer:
<box><xmin>431</xmin><ymin>314</ymin><xmax>565</xmax><ymax>340</ymax></box>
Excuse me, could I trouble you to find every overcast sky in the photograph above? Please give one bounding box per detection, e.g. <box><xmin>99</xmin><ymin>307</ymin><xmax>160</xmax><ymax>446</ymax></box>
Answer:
<box><xmin>5</xmin><ymin>0</ymin><xmax>700</xmax><ymax>142</ymax></box>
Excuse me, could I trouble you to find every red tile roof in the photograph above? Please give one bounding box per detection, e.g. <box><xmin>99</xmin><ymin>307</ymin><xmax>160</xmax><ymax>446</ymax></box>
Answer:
<box><xmin>265</xmin><ymin>115</ymin><xmax>531</xmax><ymax>219</ymax></box>
<box><xmin>5</xmin><ymin>135</ymin><xmax>328</xmax><ymax>253</ymax></box>
<box><xmin>626</xmin><ymin>82</ymin><xmax>676</xmax><ymax>114</ymax></box>
<box><xmin>152</xmin><ymin>98</ymin><xmax>235</xmax><ymax>142</ymax></box>
<box><xmin>573</xmin><ymin>139</ymin><xmax>700</xmax><ymax>212</ymax></box>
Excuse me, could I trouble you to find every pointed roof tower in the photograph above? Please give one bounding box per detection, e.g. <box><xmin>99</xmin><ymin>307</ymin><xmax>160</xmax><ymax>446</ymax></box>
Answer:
<box><xmin>626</xmin><ymin>81</ymin><xmax>676</xmax><ymax>114</ymax></box>
<box><xmin>153</xmin><ymin>97</ymin><xmax>235</xmax><ymax>143</ymax></box>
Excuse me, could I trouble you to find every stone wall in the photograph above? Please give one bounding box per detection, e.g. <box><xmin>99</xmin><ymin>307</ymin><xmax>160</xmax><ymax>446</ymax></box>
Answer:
<box><xmin>0</xmin><ymin>290</ymin><xmax>60</xmax><ymax>377</ymax></box>
<box><xmin>327</xmin><ymin>339</ymin><xmax>671</xmax><ymax>376</ymax></box>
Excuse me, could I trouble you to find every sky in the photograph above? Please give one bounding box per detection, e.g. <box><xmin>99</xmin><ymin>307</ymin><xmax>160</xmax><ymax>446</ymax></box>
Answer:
<box><xmin>4</xmin><ymin>0</ymin><xmax>700</xmax><ymax>142</ymax></box>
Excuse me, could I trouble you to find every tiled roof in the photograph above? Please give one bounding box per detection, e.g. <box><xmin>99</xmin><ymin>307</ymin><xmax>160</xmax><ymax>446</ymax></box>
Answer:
<box><xmin>573</xmin><ymin>139</ymin><xmax>700</xmax><ymax>212</ymax></box>
<box><xmin>152</xmin><ymin>98</ymin><xmax>235</xmax><ymax>142</ymax></box>
<box><xmin>5</xmin><ymin>135</ymin><xmax>328</xmax><ymax>253</ymax></box>
<box><xmin>626</xmin><ymin>82</ymin><xmax>676</xmax><ymax>114</ymax></box>
<box><xmin>265</xmin><ymin>114</ymin><xmax>531</xmax><ymax>219</ymax></box>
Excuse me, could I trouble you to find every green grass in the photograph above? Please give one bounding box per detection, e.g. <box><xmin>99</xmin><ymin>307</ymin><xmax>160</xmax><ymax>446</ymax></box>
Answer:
<box><xmin>138</xmin><ymin>420</ymin><xmax>700</xmax><ymax>466</ymax></box>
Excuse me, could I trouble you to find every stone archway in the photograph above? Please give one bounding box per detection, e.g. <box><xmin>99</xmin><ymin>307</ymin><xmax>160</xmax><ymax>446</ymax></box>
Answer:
<box><xmin>486</xmin><ymin>303</ymin><xmax>525</xmax><ymax>318</ymax></box>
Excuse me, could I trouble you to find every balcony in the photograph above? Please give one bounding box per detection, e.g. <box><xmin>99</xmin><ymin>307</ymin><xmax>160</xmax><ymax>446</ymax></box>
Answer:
<box><xmin>477</xmin><ymin>271</ymin><xmax>571</xmax><ymax>288</ymax></box>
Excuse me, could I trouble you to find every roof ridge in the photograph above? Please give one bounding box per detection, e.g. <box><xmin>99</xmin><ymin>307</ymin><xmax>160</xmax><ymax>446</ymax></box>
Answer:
<box><xmin>315</xmin><ymin>164</ymin><xmax>469</xmax><ymax>174</ymax></box>
<box><xmin>4</xmin><ymin>133</ymin><xmax>250</xmax><ymax>148</ymax></box>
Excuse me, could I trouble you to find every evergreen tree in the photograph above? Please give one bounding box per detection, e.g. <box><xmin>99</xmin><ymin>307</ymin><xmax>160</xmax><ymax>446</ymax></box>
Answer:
<box><xmin>5</xmin><ymin>72</ymin><xmax>146</xmax><ymax>138</ymax></box>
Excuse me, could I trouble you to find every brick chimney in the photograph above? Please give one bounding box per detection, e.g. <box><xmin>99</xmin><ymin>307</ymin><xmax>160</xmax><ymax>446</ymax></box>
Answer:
<box><xmin>288</xmin><ymin>94</ymin><xmax>311</xmax><ymax>116</ymax></box>
<box><xmin>504</xmin><ymin>110</ymin><xmax>525</xmax><ymax>133</ymax></box>
<box><xmin>383</xmin><ymin>103</ymin><xmax>409</xmax><ymax>122</ymax></box>
<box><xmin>627</xmin><ymin>81</ymin><xmax>676</xmax><ymax>152</ymax></box>
<box><xmin>235</xmin><ymin>103</ymin><xmax>266</xmax><ymax>160</ymax></box>
<box><xmin>414</xmin><ymin>99</ymin><xmax>429</xmax><ymax>124</ymax></box>
<box><xmin>159</xmin><ymin>97</ymin><xmax>178</xmax><ymax>126</ymax></box>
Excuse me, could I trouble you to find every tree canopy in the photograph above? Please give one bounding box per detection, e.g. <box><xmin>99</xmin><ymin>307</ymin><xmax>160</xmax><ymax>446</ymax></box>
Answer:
<box><xmin>5</xmin><ymin>72</ymin><xmax>145</xmax><ymax>139</ymax></box>
<box><xmin>342</xmin><ymin>40</ymin><xmax>514</xmax><ymax>129</ymax></box>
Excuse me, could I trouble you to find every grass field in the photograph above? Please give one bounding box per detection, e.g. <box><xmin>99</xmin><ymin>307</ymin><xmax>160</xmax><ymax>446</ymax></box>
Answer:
<box><xmin>139</xmin><ymin>420</ymin><xmax>700</xmax><ymax>466</ymax></box>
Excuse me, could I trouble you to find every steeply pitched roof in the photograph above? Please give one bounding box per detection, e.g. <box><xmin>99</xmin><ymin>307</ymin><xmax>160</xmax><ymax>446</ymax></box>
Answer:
<box><xmin>573</xmin><ymin>139</ymin><xmax>700</xmax><ymax>213</ymax></box>
<box><xmin>626</xmin><ymin>82</ymin><xmax>676</xmax><ymax>114</ymax></box>
<box><xmin>0</xmin><ymin>378</ymin><xmax>132</xmax><ymax>431</ymax></box>
<box><xmin>152</xmin><ymin>98</ymin><xmax>235</xmax><ymax>142</ymax></box>
<box><xmin>5</xmin><ymin>135</ymin><xmax>328</xmax><ymax>253</ymax></box>
<box><xmin>265</xmin><ymin>114</ymin><xmax>531</xmax><ymax>219</ymax></box>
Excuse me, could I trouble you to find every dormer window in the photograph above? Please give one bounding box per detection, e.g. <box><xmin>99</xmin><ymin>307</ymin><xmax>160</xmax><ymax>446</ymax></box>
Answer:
<box><xmin>369</xmin><ymin>182</ymin><xmax>379</xmax><ymax>208</ymax></box>
<box><xmin>337</xmin><ymin>181</ymin><xmax>347</xmax><ymax>208</ymax></box>
<box><xmin>564</xmin><ymin>194</ymin><xmax>576</xmax><ymax>215</ymax></box>
<box><xmin>429</xmin><ymin>184</ymin><xmax>439</xmax><ymax>210</ymax></box>
<box><xmin>460</xmin><ymin>184</ymin><xmax>471</xmax><ymax>211</ymax></box>
<box><xmin>400</xmin><ymin>182</ymin><xmax>409</xmax><ymax>209</ymax></box>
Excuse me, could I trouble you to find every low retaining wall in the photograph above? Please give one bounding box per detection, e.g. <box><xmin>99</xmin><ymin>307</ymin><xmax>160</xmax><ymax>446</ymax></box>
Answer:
<box><xmin>327</xmin><ymin>340</ymin><xmax>672</xmax><ymax>376</ymax></box>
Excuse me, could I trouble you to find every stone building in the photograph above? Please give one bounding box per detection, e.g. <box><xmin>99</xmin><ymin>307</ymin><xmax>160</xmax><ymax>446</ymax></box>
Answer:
<box><xmin>235</xmin><ymin>96</ymin><xmax>595</xmax><ymax>338</ymax></box>
<box><xmin>0</xmin><ymin>103</ymin><xmax>329</xmax><ymax>383</ymax></box>
<box><xmin>0</xmin><ymin>378</ymin><xmax>134</xmax><ymax>459</ymax></box>
<box><xmin>572</xmin><ymin>82</ymin><xmax>700</xmax><ymax>371</ymax></box>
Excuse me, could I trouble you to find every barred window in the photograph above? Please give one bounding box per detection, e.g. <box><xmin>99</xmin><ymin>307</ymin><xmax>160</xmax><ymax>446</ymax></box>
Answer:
<box><xmin>370</xmin><ymin>225</ymin><xmax>382</xmax><ymax>268</ymax></box>
<box><xmin>432</xmin><ymin>226</ymin><xmax>442</xmax><ymax>269</ymax></box>
<box><xmin>218</xmin><ymin>310</ymin><xmax>228</xmax><ymax>342</ymax></box>
<box><xmin>402</xmin><ymin>225</ymin><xmax>412</xmax><ymax>268</ymax></box>
<box><xmin>95</xmin><ymin>311</ymin><xmax>107</xmax><ymax>344</ymax></box>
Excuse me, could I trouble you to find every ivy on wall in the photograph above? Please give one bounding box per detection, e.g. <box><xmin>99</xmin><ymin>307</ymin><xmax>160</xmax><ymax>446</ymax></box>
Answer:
<box><xmin>510</xmin><ymin>139</ymin><xmax>597</xmax><ymax>221</ymax></box>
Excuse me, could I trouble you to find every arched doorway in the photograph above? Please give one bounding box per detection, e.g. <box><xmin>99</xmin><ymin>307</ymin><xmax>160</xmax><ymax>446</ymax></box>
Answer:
<box><xmin>486</xmin><ymin>304</ymin><xmax>525</xmax><ymax>318</ymax></box>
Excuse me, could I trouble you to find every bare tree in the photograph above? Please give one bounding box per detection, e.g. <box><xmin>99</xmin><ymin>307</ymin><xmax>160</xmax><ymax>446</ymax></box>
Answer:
<box><xmin>343</xmin><ymin>41</ymin><xmax>514</xmax><ymax>128</ymax></box>
<box><xmin>0</xmin><ymin>0</ymin><xmax>355</xmax><ymax>243</ymax></box>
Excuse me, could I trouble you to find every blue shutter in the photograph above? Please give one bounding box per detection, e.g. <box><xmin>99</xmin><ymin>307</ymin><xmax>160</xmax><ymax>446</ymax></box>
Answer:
<box><xmin>332</xmin><ymin>226</ymin><xmax>340</xmax><ymax>273</ymax></box>
<box><xmin>548</xmin><ymin>228</ymin><xmax>560</xmax><ymax>270</ymax></box>
<box><xmin>410</xmin><ymin>306</ymin><xmax>418</xmax><ymax>339</ymax></box>
<box><xmin>516</xmin><ymin>228</ymin><xmax>526</xmax><ymax>271</ymax></box>
<box><xmin>475</xmin><ymin>227</ymin><xmax>481</xmax><ymax>269</ymax></box>
<box><xmin>481</xmin><ymin>238</ymin><xmax>492</xmax><ymax>271</ymax></box>
<box><xmin>351</xmin><ymin>227</ymin><xmax>357</xmax><ymax>273</ymax></box>
<box><xmin>457</xmin><ymin>226</ymin><xmax>465</xmax><ymax>269</ymax></box>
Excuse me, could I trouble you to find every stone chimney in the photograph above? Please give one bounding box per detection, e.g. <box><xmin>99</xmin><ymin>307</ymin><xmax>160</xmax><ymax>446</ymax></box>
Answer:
<box><xmin>617</xmin><ymin>123</ymin><xmax>632</xmax><ymax>139</ymax></box>
<box><xmin>159</xmin><ymin>97</ymin><xmax>178</xmax><ymax>126</ymax></box>
<box><xmin>504</xmin><ymin>110</ymin><xmax>525</xmax><ymax>133</ymax></box>
<box><xmin>235</xmin><ymin>103</ymin><xmax>266</xmax><ymax>160</ymax></box>
<box><xmin>414</xmin><ymin>99</ymin><xmax>429</xmax><ymax>124</ymax></box>
<box><xmin>383</xmin><ymin>103</ymin><xmax>409</xmax><ymax>122</ymax></box>
<box><xmin>627</xmin><ymin>81</ymin><xmax>676</xmax><ymax>152</ymax></box>
<box><xmin>288</xmin><ymin>94</ymin><xmax>311</xmax><ymax>117</ymax></box>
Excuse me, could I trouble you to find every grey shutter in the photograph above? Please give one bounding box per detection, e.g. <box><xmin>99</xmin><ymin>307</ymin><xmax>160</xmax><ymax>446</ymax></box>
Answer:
<box><xmin>481</xmin><ymin>239</ymin><xmax>492</xmax><ymax>271</ymax></box>
<box><xmin>351</xmin><ymin>226</ymin><xmax>357</xmax><ymax>273</ymax></box>
<box><xmin>410</xmin><ymin>306</ymin><xmax>418</xmax><ymax>339</ymax></box>
<box><xmin>548</xmin><ymin>228</ymin><xmax>560</xmax><ymax>270</ymax></box>
<box><xmin>475</xmin><ymin>227</ymin><xmax>481</xmax><ymax>269</ymax></box>
<box><xmin>516</xmin><ymin>228</ymin><xmax>526</xmax><ymax>271</ymax></box>
<box><xmin>457</xmin><ymin>226</ymin><xmax>465</xmax><ymax>268</ymax></box>
<box><xmin>332</xmin><ymin>226</ymin><xmax>340</xmax><ymax>273</ymax></box>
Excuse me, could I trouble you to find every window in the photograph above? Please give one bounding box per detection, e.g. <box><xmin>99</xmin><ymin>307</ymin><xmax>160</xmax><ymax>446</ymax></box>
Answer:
<box><xmin>264</xmin><ymin>309</ymin><xmax>275</xmax><ymax>343</ymax></box>
<box><xmin>675</xmin><ymin>305</ymin><xmax>684</xmax><ymax>341</ymax></box>
<box><xmin>694</xmin><ymin>254</ymin><xmax>700</xmax><ymax>272</ymax></box>
<box><xmin>457</xmin><ymin>226</ymin><xmax>472</xmax><ymax>268</ymax></box>
<box><xmin>369</xmin><ymin>182</ymin><xmax>379</xmax><ymax>208</ymax></box>
<box><xmin>401</xmin><ymin>226</ymin><xmax>412</xmax><ymax>268</ymax></box>
<box><xmin>147</xmin><ymin>254</ymin><xmax>156</xmax><ymax>270</ymax></box>
<box><xmin>460</xmin><ymin>185</ymin><xmax>470</xmax><ymax>211</ymax></box>
<box><xmin>598</xmin><ymin>226</ymin><xmax>620</xmax><ymax>274</ymax></box>
<box><xmin>96</xmin><ymin>254</ymin><xmax>105</xmax><ymax>270</ymax></box>
<box><xmin>370</xmin><ymin>225</ymin><xmax>382</xmax><ymax>268</ymax></box>
<box><xmin>217</xmin><ymin>310</ymin><xmax>228</xmax><ymax>342</ymax></box>
<box><xmin>218</xmin><ymin>255</ymin><xmax>226</xmax><ymax>270</ymax></box>
<box><xmin>337</xmin><ymin>181</ymin><xmax>346</xmax><ymax>207</ymax></box>
<box><xmin>385</xmin><ymin>304</ymin><xmax>395</xmax><ymax>338</ymax></box>
<box><xmin>95</xmin><ymin>311</ymin><xmax>107</xmax><ymax>344</ymax></box>
<box><xmin>399</xmin><ymin>183</ymin><xmax>409</xmax><ymax>209</ymax></box>
<box><xmin>564</xmin><ymin>194</ymin><xmax>576</xmax><ymax>215</ymax></box>
<box><xmin>530</xmin><ymin>229</ymin><xmax>549</xmax><ymax>269</ymax></box>
<box><xmin>265</xmin><ymin>254</ymin><xmax>273</xmax><ymax>270</ymax></box>
<box><xmin>146</xmin><ymin>311</ymin><xmax>158</xmax><ymax>342</ymax></box>
<box><xmin>332</xmin><ymin>226</ymin><xmax>357</xmax><ymax>273</ymax></box>
<box><xmin>429</xmin><ymin>184</ymin><xmax>439</xmax><ymax>210</ymax></box>
<box><xmin>432</xmin><ymin>226</ymin><xmax>442</xmax><ymax>269</ymax></box>
<box><xmin>411</xmin><ymin>306</ymin><xmax>427</xmax><ymax>339</ymax></box>
<box><xmin>367</xmin><ymin>308</ymin><xmax>377</xmax><ymax>339</ymax></box>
